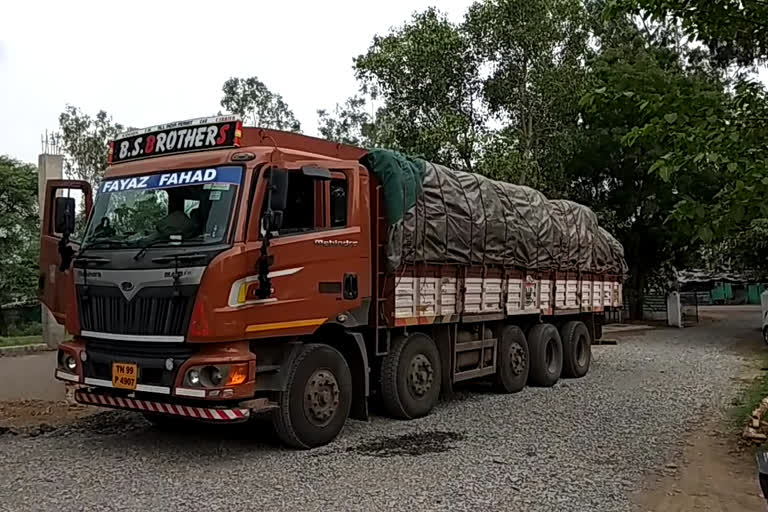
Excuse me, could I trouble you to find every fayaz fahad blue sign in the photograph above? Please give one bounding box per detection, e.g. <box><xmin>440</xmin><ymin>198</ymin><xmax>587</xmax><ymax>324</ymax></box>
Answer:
<box><xmin>100</xmin><ymin>166</ymin><xmax>242</xmax><ymax>193</ymax></box>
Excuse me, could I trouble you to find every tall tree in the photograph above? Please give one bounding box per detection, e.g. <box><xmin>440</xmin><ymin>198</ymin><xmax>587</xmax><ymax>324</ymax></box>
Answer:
<box><xmin>606</xmin><ymin>0</ymin><xmax>768</xmax><ymax>244</ymax></box>
<box><xmin>575</xmin><ymin>12</ymin><xmax>726</xmax><ymax>315</ymax></box>
<box><xmin>465</xmin><ymin>0</ymin><xmax>590</xmax><ymax>193</ymax></box>
<box><xmin>58</xmin><ymin>105</ymin><xmax>124</xmax><ymax>185</ymax></box>
<box><xmin>612</xmin><ymin>0</ymin><xmax>768</xmax><ymax>66</ymax></box>
<box><xmin>316</xmin><ymin>96</ymin><xmax>374</xmax><ymax>147</ymax></box>
<box><xmin>0</xmin><ymin>156</ymin><xmax>39</xmax><ymax>335</ymax></box>
<box><xmin>354</xmin><ymin>8</ymin><xmax>486</xmax><ymax>170</ymax></box>
<box><xmin>220</xmin><ymin>76</ymin><xmax>302</xmax><ymax>132</ymax></box>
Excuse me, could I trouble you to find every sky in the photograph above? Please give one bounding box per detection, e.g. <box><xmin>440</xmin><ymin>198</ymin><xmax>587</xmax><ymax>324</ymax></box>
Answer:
<box><xmin>0</xmin><ymin>0</ymin><xmax>473</xmax><ymax>165</ymax></box>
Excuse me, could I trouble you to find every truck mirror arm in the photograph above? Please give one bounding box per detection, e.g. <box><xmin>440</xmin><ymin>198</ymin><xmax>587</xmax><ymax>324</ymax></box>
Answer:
<box><xmin>57</xmin><ymin>232</ymin><xmax>75</xmax><ymax>272</ymax></box>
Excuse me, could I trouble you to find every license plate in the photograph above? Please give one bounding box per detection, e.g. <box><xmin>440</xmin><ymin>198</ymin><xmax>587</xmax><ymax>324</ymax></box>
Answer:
<box><xmin>112</xmin><ymin>363</ymin><xmax>138</xmax><ymax>390</ymax></box>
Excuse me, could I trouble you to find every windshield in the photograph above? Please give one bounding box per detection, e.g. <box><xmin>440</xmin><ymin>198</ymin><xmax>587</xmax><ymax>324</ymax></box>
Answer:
<box><xmin>83</xmin><ymin>166</ymin><xmax>242</xmax><ymax>249</ymax></box>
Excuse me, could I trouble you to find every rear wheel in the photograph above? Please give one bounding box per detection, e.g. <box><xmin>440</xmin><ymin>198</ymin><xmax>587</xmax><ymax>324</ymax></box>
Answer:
<box><xmin>528</xmin><ymin>323</ymin><xmax>563</xmax><ymax>387</ymax></box>
<box><xmin>272</xmin><ymin>344</ymin><xmax>352</xmax><ymax>449</ymax></box>
<box><xmin>560</xmin><ymin>321</ymin><xmax>591</xmax><ymax>378</ymax></box>
<box><xmin>493</xmin><ymin>325</ymin><xmax>529</xmax><ymax>393</ymax></box>
<box><xmin>380</xmin><ymin>332</ymin><xmax>442</xmax><ymax>419</ymax></box>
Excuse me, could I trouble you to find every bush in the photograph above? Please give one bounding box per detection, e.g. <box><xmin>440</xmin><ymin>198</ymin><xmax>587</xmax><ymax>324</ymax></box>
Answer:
<box><xmin>7</xmin><ymin>322</ymin><xmax>43</xmax><ymax>337</ymax></box>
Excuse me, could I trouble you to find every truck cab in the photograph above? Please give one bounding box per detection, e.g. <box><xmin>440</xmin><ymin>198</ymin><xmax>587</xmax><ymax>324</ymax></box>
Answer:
<box><xmin>44</xmin><ymin>116</ymin><xmax>373</xmax><ymax>446</ymax></box>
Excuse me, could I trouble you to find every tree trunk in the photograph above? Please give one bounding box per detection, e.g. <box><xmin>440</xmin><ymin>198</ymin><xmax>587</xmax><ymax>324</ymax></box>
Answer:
<box><xmin>628</xmin><ymin>262</ymin><xmax>646</xmax><ymax>321</ymax></box>
<box><xmin>0</xmin><ymin>310</ymin><xmax>8</xmax><ymax>337</ymax></box>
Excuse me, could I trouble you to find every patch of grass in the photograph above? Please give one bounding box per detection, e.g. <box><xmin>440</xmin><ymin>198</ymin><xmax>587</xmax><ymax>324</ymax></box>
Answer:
<box><xmin>731</xmin><ymin>354</ymin><xmax>768</xmax><ymax>428</ymax></box>
<box><xmin>0</xmin><ymin>335</ymin><xmax>43</xmax><ymax>348</ymax></box>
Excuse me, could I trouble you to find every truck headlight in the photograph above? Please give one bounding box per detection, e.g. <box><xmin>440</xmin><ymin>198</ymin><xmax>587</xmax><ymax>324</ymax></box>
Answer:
<box><xmin>183</xmin><ymin>363</ymin><xmax>249</xmax><ymax>388</ymax></box>
<box><xmin>187</xmin><ymin>369</ymin><xmax>201</xmax><ymax>386</ymax></box>
<box><xmin>65</xmin><ymin>356</ymin><xmax>77</xmax><ymax>371</ymax></box>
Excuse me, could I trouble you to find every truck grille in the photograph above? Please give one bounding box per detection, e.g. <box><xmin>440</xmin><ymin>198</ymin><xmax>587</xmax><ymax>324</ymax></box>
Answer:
<box><xmin>84</xmin><ymin>339</ymin><xmax>197</xmax><ymax>388</ymax></box>
<box><xmin>78</xmin><ymin>285</ymin><xmax>196</xmax><ymax>337</ymax></box>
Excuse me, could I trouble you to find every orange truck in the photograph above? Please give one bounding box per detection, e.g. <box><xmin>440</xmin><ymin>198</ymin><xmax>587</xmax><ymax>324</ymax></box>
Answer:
<box><xmin>42</xmin><ymin>115</ymin><xmax>625</xmax><ymax>449</ymax></box>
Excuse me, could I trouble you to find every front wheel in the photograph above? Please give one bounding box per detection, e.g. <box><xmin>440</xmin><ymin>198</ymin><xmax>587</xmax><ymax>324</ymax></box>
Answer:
<box><xmin>272</xmin><ymin>344</ymin><xmax>352</xmax><ymax>449</ymax></box>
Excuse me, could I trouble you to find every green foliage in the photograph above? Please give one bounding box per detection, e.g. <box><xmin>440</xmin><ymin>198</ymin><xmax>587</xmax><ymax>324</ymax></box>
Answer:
<box><xmin>572</xmin><ymin>16</ymin><xmax>722</xmax><ymax>305</ymax></box>
<box><xmin>604</xmin><ymin>1</ymin><xmax>768</xmax><ymax>246</ymax></box>
<box><xmin>0</xmin><ymin>335</ymin><xmax>43</xmax><ymax>348</ymax></box>
<box><xmin>220</xmin><ymin>76</ymin><xmax>301</xmax><ymax>132</ymax></box>
<box><xmin>58</xmin><ymin>105</ymin><xmax>124</xmax><ymax>185</ymax></box>
<box><xmin>111</xmin><ymin>192</ymin><xmax>167</xmax><ymax>237</ymax></box>
<box><xmin>354</xmin><ymin>8</ymin><xmax>486</xmax><ymax>170</ymax></box>
<box><xmin>465</xmin><ymin>0</ymin><xmax>589</xmax><ymax>192</ymax></box>
<box><xmin>611</xmin><ymin>0</ymin><xmax>768</xmax><ymax>66</ymax></box>
<box><xmin>316</xmin><ymin>96</ymin><xmax>375</xmax><ymax>147</ymax></box>
<box><xmin>0</xmin><ymin>156</ymin><xmax>39</xmax><ymax>309</ymax></box>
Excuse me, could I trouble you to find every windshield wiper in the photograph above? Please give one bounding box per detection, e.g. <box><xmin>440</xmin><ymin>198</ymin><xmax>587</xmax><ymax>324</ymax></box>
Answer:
<box><xmin>80</xmin><ymin>239</ymin><xmax>127</xmax><ymax>253</ymax></box>
<box><xmin>133</xmin><ymin>238</ymin><xmax>181</xmax><ymax>261</ymax></box>
<box><xmin>151</xmin><ymin>252</ymin><xmax>207</xmax><ymax>264</ymax></box>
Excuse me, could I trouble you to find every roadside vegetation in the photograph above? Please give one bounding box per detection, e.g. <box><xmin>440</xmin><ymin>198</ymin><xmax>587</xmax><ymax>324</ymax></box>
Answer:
<box><xmin>0</xmin><ymin>335</ymin><xmax>43</xmax><ymax>348</ymax></box>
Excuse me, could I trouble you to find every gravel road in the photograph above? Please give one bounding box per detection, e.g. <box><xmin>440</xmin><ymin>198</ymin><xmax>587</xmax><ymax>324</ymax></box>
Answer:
<box><xmin>0</xmin><ymin>308</ymin><xmax>760</xmax><ymax>512</ymax></box>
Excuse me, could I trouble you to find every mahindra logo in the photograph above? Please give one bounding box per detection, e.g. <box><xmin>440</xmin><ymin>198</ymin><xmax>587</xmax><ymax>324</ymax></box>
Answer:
<box><xmin>120</xmin><ymin>281</ymin><xmax>134</xmax><ymax>292</ymax></box>
<box><xmin>314</xmin><ymin>239</ymin><xmax>359</xmax><ymax>247</ymax></box>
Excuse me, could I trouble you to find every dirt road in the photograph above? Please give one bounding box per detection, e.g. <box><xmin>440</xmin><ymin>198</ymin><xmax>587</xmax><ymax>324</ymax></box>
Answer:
<box><xmin>0</xmin><ymin>351</ymin><xmax>62</xmax><ymax>401</ymax></box>
<box><xmin>0</xmin><ymin>306</ymin><xmax>765</xmax><ymax>511</ymax></box>
<box><xmin>637</xmin><ymin>305</ymin><xmax>767</xmax><ymax>511</ymax></box>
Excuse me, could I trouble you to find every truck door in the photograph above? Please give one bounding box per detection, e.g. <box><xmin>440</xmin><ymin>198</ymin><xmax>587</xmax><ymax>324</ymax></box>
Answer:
<box><xmin>39</xmin><ymin>180</ymin><xmax>93</xmax><ymax>324</ymax></box>
<box><xmin>244</xmin><ymin>162</ymin><xmax>369</xmax><ymax>333</ymax></box>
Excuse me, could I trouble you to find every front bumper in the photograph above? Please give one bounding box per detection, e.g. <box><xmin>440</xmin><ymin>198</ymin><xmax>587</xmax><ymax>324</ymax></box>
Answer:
<box><xmin>55</xmin><ymin>338</ymin><xmax>256</xmax><ymax>400</ymax></box>
<box><xmin>74</xmin><ymin>389</ymin><xmax>250</xmax><ymax>422</ymax></box>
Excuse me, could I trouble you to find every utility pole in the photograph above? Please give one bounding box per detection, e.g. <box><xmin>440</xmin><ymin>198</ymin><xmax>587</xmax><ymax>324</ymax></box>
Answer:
<box><xmin>39</xmin><ymin>131</ymin><xmax>67</xmax><ymax>349</ymax></box>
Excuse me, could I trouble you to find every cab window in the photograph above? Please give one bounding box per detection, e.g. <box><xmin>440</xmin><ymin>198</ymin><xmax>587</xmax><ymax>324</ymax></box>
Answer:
<box><xmin>330</xmin><ymin>178</ymin><xmax>347</xmax><ymax>228</ymax></box>
<box><xmin>261</xmin><ymin>171</ymin><xmax>348</xmax><ymax>237</ymax></box>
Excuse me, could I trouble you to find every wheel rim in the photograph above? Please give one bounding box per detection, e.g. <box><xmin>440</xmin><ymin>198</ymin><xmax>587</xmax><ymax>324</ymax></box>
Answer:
<box><xmin>304</xmin><ymin>369</ymin><xmax>340</xmax><ymax>427</ymax></box>
<box><xmin>545</xmin><ymin>340</ymin><xmax>557</xmax><ymax>374</ymax></box>
<box><xmin>575</xmin><ymin>335</ymin><xmax>588</xmax><ymax>366</ymax></box>
<box><xmin>509</xmin><ymin>342</ymin><xmax>526</xmax><ymax>376</ymax></box>
<box><xmin>408</xmin><ymin>354</ymin><xmax>434</xmax><ymax>397</ymax></box>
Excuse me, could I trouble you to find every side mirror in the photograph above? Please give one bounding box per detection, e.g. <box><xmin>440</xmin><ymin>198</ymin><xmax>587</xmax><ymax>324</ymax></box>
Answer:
<box><xmin>54</xmin><ymin>197</ymin><xmax>76</xmax><ymax>234</ymax></box>
<box><xmin>269</xmin><ymin>168</ymin><xmax>289</xmax><ymax>212</ymax></box>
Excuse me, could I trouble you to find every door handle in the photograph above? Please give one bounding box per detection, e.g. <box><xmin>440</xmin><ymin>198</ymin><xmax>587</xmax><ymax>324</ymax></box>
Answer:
<box><xmin>343</xmin><ymin>273</ymin><xmax>358</xmax><ymax>300</ymax></box>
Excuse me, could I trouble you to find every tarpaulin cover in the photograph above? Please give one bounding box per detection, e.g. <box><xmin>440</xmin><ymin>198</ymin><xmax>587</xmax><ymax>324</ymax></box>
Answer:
<box><xmin>360</xmin><ymin>149</ymin><xmax>627</xmax><ymax>275</ymax></box>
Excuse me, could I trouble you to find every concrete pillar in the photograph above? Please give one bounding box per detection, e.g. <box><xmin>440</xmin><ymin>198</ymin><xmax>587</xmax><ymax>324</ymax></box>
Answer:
<box><xmin>38</xmin><ymin>153</ymin><xmax>68</xmax><ymax>349</ymax></box>
<box><xmin>667</xmin><ymin>291</ymin><xmax>683</xmax><ymax>328</ymax></box>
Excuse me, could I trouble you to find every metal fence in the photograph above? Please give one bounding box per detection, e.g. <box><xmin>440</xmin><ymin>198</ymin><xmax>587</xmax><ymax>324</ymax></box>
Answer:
<box><xmin>679</xmin><ymin>292</ymin><xmax>699</xmax><ymax>325</ymax></box>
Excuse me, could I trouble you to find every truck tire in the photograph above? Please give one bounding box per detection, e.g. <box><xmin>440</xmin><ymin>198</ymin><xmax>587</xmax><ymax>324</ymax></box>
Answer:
<box><xmin>560</xmin><ymin>321</ymin><xmax>591</xmax><ymax>378</ymax></box>
<box><xmin>527</xmin><ymin>323</ymin><xmax>563</xmax><ymax>387</ymax></box>
<box><xmin>272</xmin><ymin>343</ymin><xmax>352</xmax><ymax>449</ymax></box>
<box><xmin>380</xmin><ymin>332</ymin><xmax>442</xmax><ymax>419</ymax></box>
<box><xmin>493</xmin><ymin>325</ymin><xmax>529</xmax><ymax>393</ymax></box>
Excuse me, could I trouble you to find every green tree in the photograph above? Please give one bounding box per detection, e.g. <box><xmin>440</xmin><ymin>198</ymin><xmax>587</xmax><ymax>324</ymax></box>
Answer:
<box><xmin>220</xmin><ymin>76</ymin><xmax>302</xmax><ymax>132</ymax></box>
<box><xmin>605</xmin><ymin>1</ymin><xmax>768</xmax><ymax>244</ymax></box>
<box><xmin>0</xmin><ymin>156</ymin><xmax>39</xmax><ymax>335</ymax></box>
<box><xmin>316</xmin><ymin>96</ymin><xmax>375</xmax><ymax>147</ymax></box>
<box><xmin>575</xmin><ymin>12</ymin><xmax>726</xmax><ymax>315</ymax></box>
<box><xmin>465</xmin><ymin>0</ymin><xmax>590</xmax><ymax>193</ymax></box>
<box><xmin>612</xmin><ymin>0</ymin><xmax>768</xmax><ymax>65</ymax></box>
<box><xmin>58</xmin><ymin>105</ymin><xmax>124</xmax><ymax>185</ymax></box>
<box><xmin>354</xmin><ymin>8</ymin><xmax>487</xmax><ymax>170</ymax></box>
